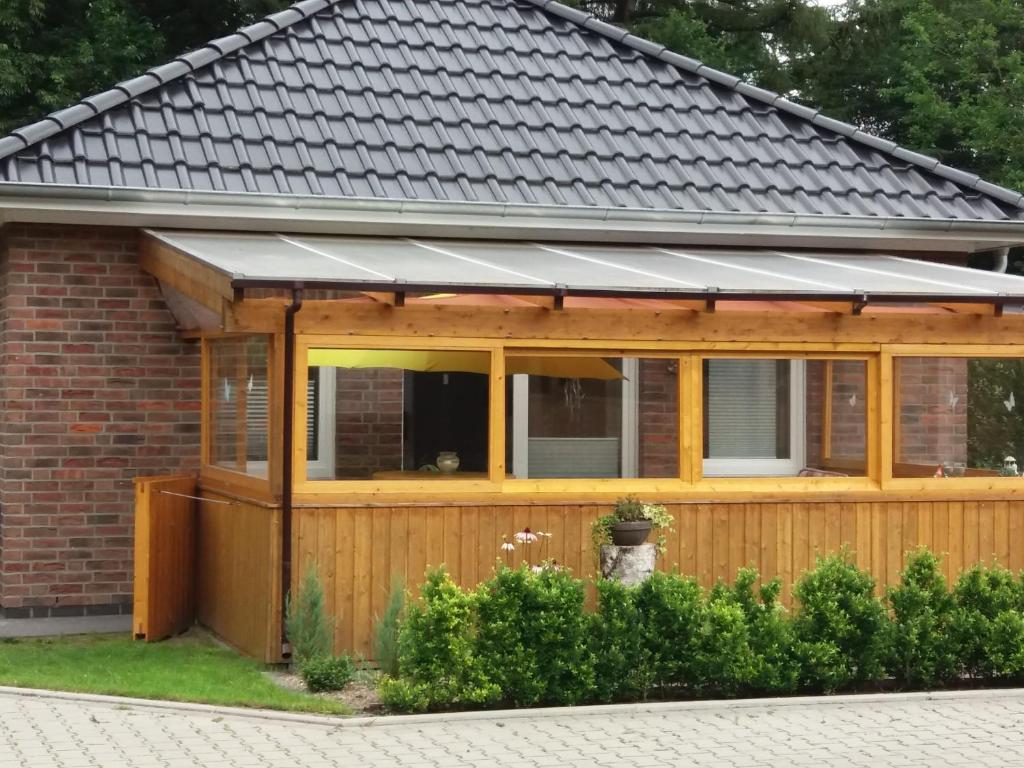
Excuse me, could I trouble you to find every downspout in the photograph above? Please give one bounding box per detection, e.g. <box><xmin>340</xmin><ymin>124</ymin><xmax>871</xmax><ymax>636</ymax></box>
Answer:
<box><xmin>992</xmin><ymin>247</ymin><xmax>1010</xmax><ymax>273</ymax></box>
<box><xmin>281</xmin><ymin>285</ymin><xmax>304</xmax><ymax>658</ymax></box>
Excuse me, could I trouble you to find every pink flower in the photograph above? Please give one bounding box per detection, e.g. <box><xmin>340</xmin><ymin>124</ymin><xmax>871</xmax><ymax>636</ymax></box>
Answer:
<box><xmin>514</xmin><ymin>527</ymin><xmax>538</xmax><ymax>544</ymax></box>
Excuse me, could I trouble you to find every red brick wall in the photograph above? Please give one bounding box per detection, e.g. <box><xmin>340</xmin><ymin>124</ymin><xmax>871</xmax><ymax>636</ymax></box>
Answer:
<box><xmin>638</xmin><ymin>359</ymin><xmax>679</xmax><ymax>477</ymax></box>
<box><xmin>334</xmin><ymin>368</ymin><xmax>404</xmax><ymax>479</ymax></box>
<box><xmin>897</xmin><ymin>357</ymin><xmax>968</xmax><ymax>468</ymax></box>
<box><xmin>0</xmin><ymin>224</ymin><xmax>200</xmax><ymax>617</ymax></box>
<box><xmin>805</xmin><ymin>360</ymin><xmax>868</xmax><ymax>472</ymax></box>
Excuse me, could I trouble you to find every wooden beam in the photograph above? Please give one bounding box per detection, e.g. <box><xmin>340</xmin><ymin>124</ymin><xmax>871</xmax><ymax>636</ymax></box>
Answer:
<box><xmin>139</xmin><ymin>234</ymin><xmax>234</xmax><ymax>313</ymax></box>
<box><xmin>518</xmin><ymin>295</ymin><xmax>564</xmax><ymax>310</ymax></box>
<box><xmin>933</xmin><ymin>303</ymin><xmax>1001</xmax><ymax>316</ymax></box>
<box><xmin>227</xmin><ymin>299</ymin><xmax>1024</xmax><ymax>346</ymax></box>
<box><xmin>361</xmin><ymin>292</ymin><xmax>405</xmax><ymax>307</ymax></box>
<box><xmin>796</xmin><ymin>301</ymin><xmax>857</xmax><ymax>314</ymax></box>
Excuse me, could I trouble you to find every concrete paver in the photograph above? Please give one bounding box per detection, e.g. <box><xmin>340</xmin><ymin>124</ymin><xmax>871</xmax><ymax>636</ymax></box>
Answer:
<box><xmin>0</xmin><ymin>615</ymin><xmax>131</xmax><ymax>638</ymax></box>
<box><xmin>2</xmin><ymin>689</ymin><xmax>1024</xmax><ymax>767</ymax></box>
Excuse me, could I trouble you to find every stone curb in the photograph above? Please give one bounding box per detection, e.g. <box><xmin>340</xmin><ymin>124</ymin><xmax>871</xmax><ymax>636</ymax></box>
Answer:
<box><xmin>2</xmin><ymin>684</ymin><xmax>1024</xmax><ymax>729</ymax></box>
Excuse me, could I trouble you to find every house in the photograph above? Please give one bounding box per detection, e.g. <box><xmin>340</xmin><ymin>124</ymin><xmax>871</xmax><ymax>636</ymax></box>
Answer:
<box><xmin>1</xmin><ymin>0</ymin><xmax>1024</xmax><ymax>660</ymax></box>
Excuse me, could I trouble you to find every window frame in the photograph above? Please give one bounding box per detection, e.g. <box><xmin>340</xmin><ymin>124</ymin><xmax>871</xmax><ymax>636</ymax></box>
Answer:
<box><xmin>200</xmin><ymin>332</ymin><xmax>277</xmax><ymax>498</ymax></box>
<box><xmin>289</xmin><ymin>337</ymin><xmax>884</xmax><ymax>499</ymax></box>
<box><xmin>882</xmin><ymin>344</ymin><xmax>1024</xmax><ymax>492</ymax></box>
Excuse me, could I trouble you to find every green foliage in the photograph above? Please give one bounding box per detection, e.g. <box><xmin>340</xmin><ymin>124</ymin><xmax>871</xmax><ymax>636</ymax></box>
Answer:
<box><xmin>387</xmin><ymin>568</ymin><xmax>499</xmax><ymax>710</ymax></box>
<box><xmin>592</xmin><ymin>497</ymin><xmax>676</xmax><ymax>556</ymax></box>
<box><xmin>966</xmin><ymin>359</ymin><xmax>1024</xmax><ymax>470</ymax></box>
<box><xmin>0</xmin><ymin>0</ymin><xmax>290</xmax><ymax>133</ymax></box>
<box><xmin>285</xmin><ymin>565</ymin><xmax>332</xmax><ymax>666</ymax></box>
<box><xmin>885</xmin><ymin>548</ymin><xmax>959</xmax><ymax>689</ymax></box>
<box><xmin>476</xmin><ymin>565</ymin><xmax>595</xmax><ymax>706</ymax></box>
<box><xmin>299</xmin><ymin>654</ymin><xmax>355</xmax><ymax>693</ymax></box>
<box><xmin>382</xmin><ymin>550</ymin><xmax>1024</xmax><ymax>712</ymax></box>
<box><xmin>799</xmin><ymin>0</ymin><xmax>1024</xmax><ymax>195</ymax></box>
<box><xmin>951</xmin><ymin>563</ymin><xmax>1024</xmax><ymax>680</ymax></box>
<box><xmin>591</xmin><ymin>578</ymin><xmax>655</xmax><ymax>701</ymax></box>
<box><xmin>792</xmin><ymin>551</ymin><xmax>888</xmax><ymax>692</ymax></box>
<box><xmin>722</xmin><ymin>569</ymin><xmax>799</xmax><ymax>694</ymax></box>
<box><xmin>633</xmin><ymin>571</ymin><xmax>704</xmax><ymax>689</ymax></box>
<box><xmin>373</xmin><ymin>576</ymin><xmax>406</xmax><ymax>677</ymax></box>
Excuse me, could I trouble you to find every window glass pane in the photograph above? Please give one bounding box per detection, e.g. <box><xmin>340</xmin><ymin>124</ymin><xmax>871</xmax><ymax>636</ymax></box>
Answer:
<box><xmin>208</xmin><ymin>335</ymin><xmax>269</xmax><ymax>478</ymax></box>
<box><xmin>703</xmin><ymin>358</ymin><xmax>867</xmax><ymax>477</ymax></box>
<box><xmin>895</xmin><ymin>357</ymin><xmax>1024</xmax><ymax>478</ymax></box>
<box><xmin>506</xmin><ymin>355</ymin><xmax>678</xmax><ymax>479</ymax></box>
<box><xmin>308</xmin><ymin>349</ymin><xmax>490</xmax><ymax>480</ymax></box>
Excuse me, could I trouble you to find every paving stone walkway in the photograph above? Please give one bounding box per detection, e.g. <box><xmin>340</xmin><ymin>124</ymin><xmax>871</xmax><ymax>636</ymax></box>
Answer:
<box><xmin>2</xmin><ymin>688</ymin><xmax>1024</xmax><ymax>767</ymax></box>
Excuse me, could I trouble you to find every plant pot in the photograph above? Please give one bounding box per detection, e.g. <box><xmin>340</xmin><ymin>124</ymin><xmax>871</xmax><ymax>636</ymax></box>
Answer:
<box><xmin>611</xmin><ymin>519</ymin><xmax>652</xmax><ymax>546</ymax></box>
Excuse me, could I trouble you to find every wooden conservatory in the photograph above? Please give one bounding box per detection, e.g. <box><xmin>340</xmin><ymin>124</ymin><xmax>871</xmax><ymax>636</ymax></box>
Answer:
<box><xmin>134</xmin><ymin>228</ymin><xmax>1024</xmax><ymax>661</ymax></box>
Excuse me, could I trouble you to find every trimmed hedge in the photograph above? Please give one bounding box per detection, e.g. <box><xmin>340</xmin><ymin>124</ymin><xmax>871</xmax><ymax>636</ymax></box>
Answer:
<box><xmin>378</xmin><ymin>550</ymin><xmax>1024</xmax><ymax>712</ymax></box>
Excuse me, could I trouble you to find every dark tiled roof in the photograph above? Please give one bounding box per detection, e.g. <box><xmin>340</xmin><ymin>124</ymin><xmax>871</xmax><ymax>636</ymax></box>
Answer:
<box><xmin>0</xmin><ymin>0</ymin><xmax>1020</xmax><ymax>221</ymax></box>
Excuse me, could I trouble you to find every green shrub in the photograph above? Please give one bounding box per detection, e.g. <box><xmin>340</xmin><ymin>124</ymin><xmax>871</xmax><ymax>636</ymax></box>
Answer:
<box><xmin>952</xmin><ymin>563</ymin><xmax>1024</xmax><ymax>679</ymax></box>
<box><xmin>388</xmin><ymin>568</ymin><xmax>498</xmax><ymax>710</ymax></box>
<box><xmin>373</xmin><ymin>576</ymin><xmax>405</xmax><ymax>677</ymax></box>
<box><xmin>692</xmin><ymin>588</ymin><xmax>758</xmax><ymax>696</ymax></box>
<box><xmin>886</xmin><ymin>548</ymin><xmax>959</xmax><ymax>688</ymax></box>
<box><xmin>591</xmin><ymin>578</ymin><xmax>655</xmax><ymax>701</ymax></box>
<box><xmin>723</xmin><ymin>569</ymin><xmax>799</xmax><ymax>695</ymax></box>
<box><xmin>378</xmin><ymin>676</ymin><xmax>433</xmax><ymax>712</ymax></box>
<box><xmin>633</xmin><ymin>571</ymin><xmax>703</xmax><ymax>689</ymax></box>
<box><xmin>793</xmin><ymin>552</ymin><xmax>887</xmax><ymax>692</ymax></box>
<box><xmin>300</xmin><ymin>655</ymin><xmax>355</xmax><ymax>693</ymax></box>
<box><xmin>285</xmin><ymin>565</ymin><xmax>332</xmax><ymax>665</ymax></box>
<box><xmin>475</xmin><ymin>565</ymin><xmax>595</xmax><ymax>706</ymax></box>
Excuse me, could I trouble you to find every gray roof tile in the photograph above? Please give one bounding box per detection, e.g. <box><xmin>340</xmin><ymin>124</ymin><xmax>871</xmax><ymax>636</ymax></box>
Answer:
<box><xmin>0</xmin><ymin>0</ymin><xmax>1019</xmax><ymax>221</ymax></box>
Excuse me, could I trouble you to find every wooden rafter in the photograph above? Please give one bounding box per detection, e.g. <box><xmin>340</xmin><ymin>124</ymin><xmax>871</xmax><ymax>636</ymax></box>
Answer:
<box><xmin>140</xmin><ymin>234</ymin><xmax>235</xmax><ymax>313</ymax></box>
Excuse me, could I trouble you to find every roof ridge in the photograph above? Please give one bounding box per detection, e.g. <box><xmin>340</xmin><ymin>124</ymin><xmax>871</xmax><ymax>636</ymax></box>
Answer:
<box><xmin>0</xmin><ymin>0</ymin><xmax>337</xmax><ymax>161</ymax></box>
<box><xmin>521</xmin><ymin>0</ymin><xmax>1024</xmax><ymax>210</ymax></box>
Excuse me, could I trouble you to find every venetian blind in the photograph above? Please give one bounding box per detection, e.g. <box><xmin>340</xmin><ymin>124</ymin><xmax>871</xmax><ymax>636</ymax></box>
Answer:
<box><xmin>705</xmin><ymin>359</ymin><xmax>780</xmax><ymax>459</ymax></box>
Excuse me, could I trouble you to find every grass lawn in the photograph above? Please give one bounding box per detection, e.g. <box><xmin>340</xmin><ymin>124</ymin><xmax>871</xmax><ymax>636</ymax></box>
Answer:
<box><xmin>0</xmin><ymin>631</ymin><xmax>350</xmax><ymax>715</ymax></box>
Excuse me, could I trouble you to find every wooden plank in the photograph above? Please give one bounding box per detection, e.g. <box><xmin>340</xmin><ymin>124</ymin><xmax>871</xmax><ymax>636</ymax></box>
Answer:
<box><xmin>932</xmin><ymin>501</ymin><xmax>949</xmax><ymax>579</ymax></box>
<box><xmin>948</xmin><ymin>501</ymin><xmax>964</xmax><ymax>583</ymax></box>
<box><xmin>979</xmin><ymin>500</ymin><xmax>996</xmax><ymax>565</ymax></box>
<box><xmin>871</xmin><ymin>502</ymin><xmax>886</xmax><ymax>593</ymax></box>
<box><xmin>352</xmin><ymin>508</ymin><xmax>373</xmax><ymax>657</ymax></box>
<box><xmin>963</xmin><ymin>501</ymin><xmax>980</xmax><ymax>569</ymax></box>
<box><xmin>1010</xmin><ymin>501</ymin><xmax>1024</xmax><ymax>573</ymax></box>
<box><xmin>792</xmin><ymin>504</ymin><xmax>810</xmax><ymax>582</ymax></box>
<box><xmin>728</xmin><ymin>504</ymin><xmax>745</xmax><ymax>579</ymax></box>
<box><xmin>140</xmin><ymin>235</ymin><xmax>233</xmax><ymax>313</ymax></box>
<box><xmin>335</xmin><ymin>509</ymin><xmax>355</xmax><ymax>654</ymax></box>
<box><xmin>822</xmin><ymin>360</ymin><xmax>834</xmax><ymax>460</ymax></box>
<box><xmin>855</xmin><ymin>502</ymin><xmax>872</xmax><ymax>572</ymax></box>
<box><xmin>317</xmin><ymin>510</ymin><xmax>337</xmax><ymax>649</ymax></box>
<box><xmin>995</xmin><ymin>500</ymin><xmax>1010</xmax><ymax>568</ymax></box>
<box><xmin>713</xmin><ymin>504</ymin><xmax>730</xmax><ymax>585</ymax></box>
<box><xmin>886</xmin><ymin>502</ymin><xmax>903</xmax><ymax>585</ymax></box>
<box><xmin>229</xmin><ymin>300</ymin><xmax>1024</xmax><ymax>345</ymax></box>
<box><xmin>776</xmin><ymin>503</ymin><xmax>793</xmax><ymax>601</ymax></box>
<box><xmin>744</xmin><ymin>505</ymin><xmax>760</xmax><ymax>572</ymax></box>
<box><xmin>488</xmin><ymin>350</ymin><xmax>506</xmax><ymax>483</ymax></box>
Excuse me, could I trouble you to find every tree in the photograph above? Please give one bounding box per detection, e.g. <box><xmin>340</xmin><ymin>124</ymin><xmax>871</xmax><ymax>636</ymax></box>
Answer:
<box><xmin>571</xmin><ymin>0</ymin><xmax>833</xmax><ymax>94</ymax></box>
<box><xmin>0</xmin><ymin>0</ymin><xmax>289</xmax><ymax>133</ymax></box>
<box><xmin>798</xmin><ymin>0</ymin><xmax>1024</xmax><ymax>193</ymax></box>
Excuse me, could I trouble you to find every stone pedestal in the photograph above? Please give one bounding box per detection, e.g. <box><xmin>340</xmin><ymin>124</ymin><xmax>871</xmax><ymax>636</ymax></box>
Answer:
<box><xmin>600</xmin><ymin>544</ymin><xmax>657</xmax><ymax>586</ymax></box>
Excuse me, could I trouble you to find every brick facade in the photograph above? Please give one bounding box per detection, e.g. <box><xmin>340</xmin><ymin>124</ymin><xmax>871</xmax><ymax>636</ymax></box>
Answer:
<box><xmin>897</xmin><ymin>357</ymin><xmax>968</xmax><ymax>468</ymax></box>
<box><xmin>334</xmin><ymin>368</ymin><xmax>404</xmax><ymax>479</ymax></box>
<box><xmin>638</xmin><ymin>359</ymin><xmax>679</xmax><ymax>477</ymax></box>
<box><xmin>0</xmin><ymin>225</ymin><xmax>200</xmax><ymax>618</ymax></box>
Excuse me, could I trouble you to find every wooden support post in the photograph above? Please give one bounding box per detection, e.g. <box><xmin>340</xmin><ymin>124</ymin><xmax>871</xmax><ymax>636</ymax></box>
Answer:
<box><xmin>488</xmin><ymin>348</ymin><xmax>506</xmax><ymax>483</ymax></box>
<box><xmin>821</xmin><ymin>360</ymin><xmax>834</xmax><ymax>462</ymax></box>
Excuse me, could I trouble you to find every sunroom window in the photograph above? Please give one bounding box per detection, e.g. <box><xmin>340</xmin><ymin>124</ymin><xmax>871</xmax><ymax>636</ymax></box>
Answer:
<box><xmin>305</xmin><ymin>348</ymin><xmax>491</xmax><ymax>480</ymax></box>
<box><xmin>894</xmin><ymin>357</ymin><xmax>1024</xmax><ymax>478</ymax></box>
<box><xmin>506</xmin><ymin>355</ymin><xmax>679</xmax><ymax>479</ymax></box>
<box><xmin>208</xmin><ymin>335</ymin><xmax>270</xmax><ymax>478</ymax></box>
<box><xmin>702</xmin><ymin>358</ymin><xmax>867</xmax><ymax>477</ymax></box>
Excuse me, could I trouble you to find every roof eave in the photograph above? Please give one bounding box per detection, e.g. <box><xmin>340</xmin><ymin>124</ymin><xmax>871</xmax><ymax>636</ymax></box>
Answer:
<box><xmin>1</xmin><ymin>183</ymin><xmax>1023</xmax><ymax>253</ymax></box>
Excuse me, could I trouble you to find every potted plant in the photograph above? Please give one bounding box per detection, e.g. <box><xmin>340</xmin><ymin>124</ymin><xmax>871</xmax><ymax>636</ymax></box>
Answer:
<box><xmin>592</xmin><ymin>496</ymin><xmax>674</xmax><ymax>551</ymax></box>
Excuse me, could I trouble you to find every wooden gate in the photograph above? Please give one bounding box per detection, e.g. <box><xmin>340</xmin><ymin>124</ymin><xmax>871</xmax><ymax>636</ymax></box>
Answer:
<box><xmin>133</xmin><ymin>475</ymin><xmax>198</xmax><ymax>641</ymax></box>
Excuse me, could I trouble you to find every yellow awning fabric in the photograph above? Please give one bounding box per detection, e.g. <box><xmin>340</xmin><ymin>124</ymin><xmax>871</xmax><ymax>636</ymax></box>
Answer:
<box><xmin>307</xmin><ymin>349</ymin><xmax>622</xmax><ymax>380</ymax></box>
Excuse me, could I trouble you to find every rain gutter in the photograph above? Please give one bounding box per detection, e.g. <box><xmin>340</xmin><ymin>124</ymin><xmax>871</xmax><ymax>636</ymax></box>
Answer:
<box><xmin>2</xmin><ymin>183</ymin><xmax>1024</xmax><ymax>252</ymax></box>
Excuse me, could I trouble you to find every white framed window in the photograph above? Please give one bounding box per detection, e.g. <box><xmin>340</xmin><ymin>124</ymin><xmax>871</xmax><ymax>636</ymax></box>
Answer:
<box><xmin>702</xmin><ymin>359</ymin><xmax>806</xmax><ymax>477</ymax></box>
<box><xmin>306</xmin><ymin>366</ymin><xmax>336</xmax><ymax>480</ymax></box>
<box><xmin>511</xmin><ymin>359</ymin><xmax>640</xmax><ymax>479</ymax></box>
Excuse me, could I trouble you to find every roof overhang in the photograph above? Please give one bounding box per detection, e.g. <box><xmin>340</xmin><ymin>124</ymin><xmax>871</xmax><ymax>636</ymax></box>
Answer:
<box><xmin>142</xmin><ymin>230</ymin><xmax>1024</xmax><ymax>317</ymax></box>
<box><xmin>3</xmin><ymin>183</ymin><xmax>1024</xmax><ymax>253</ymax></box>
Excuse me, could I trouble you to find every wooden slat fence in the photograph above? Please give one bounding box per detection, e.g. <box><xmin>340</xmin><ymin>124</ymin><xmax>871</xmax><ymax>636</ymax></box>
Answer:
<box><xmin>292</xmin><ymin>500</ymin><xmax>1024</xmax><ymax>658</ymax></box>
